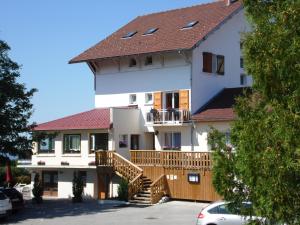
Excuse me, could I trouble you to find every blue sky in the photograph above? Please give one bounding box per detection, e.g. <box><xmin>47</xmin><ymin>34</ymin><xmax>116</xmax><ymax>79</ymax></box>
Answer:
<box><xmin>0</xmin><ymin>0</ymin><xmax>209</xmax><ymax>123</ymax></box>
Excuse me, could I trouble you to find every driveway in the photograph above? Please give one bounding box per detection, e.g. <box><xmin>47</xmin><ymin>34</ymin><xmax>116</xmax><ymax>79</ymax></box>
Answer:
<box><xmin>2</xmin><ymin>199</ymin><xmax>208</xmax><ymax>225</ymax></box>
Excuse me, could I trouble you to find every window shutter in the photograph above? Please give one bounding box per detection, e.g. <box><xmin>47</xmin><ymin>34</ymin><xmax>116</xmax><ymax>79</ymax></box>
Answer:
<box><xmin>153</xmin><ymin>92</ymin><xmax>162</xmax><ymax>110</ymax></box>
<box><xmin>179</xmin><ymin>90</ymin><xmax>189</xmax><ymax>110</ymax></box>
<box><xmin>203</xmin><ymin>52</ymin><xmax>212</xmax><ymax>73</ymax></box>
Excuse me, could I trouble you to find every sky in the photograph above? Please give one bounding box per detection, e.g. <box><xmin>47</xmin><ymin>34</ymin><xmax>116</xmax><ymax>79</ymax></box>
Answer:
<box><xmin>0</xmin><ymin>0</ymin><xmax>210</xmax><ymax>124</ymax></box>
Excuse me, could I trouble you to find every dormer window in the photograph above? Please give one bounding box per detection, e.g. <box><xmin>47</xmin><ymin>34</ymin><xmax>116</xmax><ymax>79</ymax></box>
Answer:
<box><xmin>129</xmin><ymin>58</ymin><xmax>137</xmax><ymax>67</ymax></box>
<box><xmin>182</xmin><ymin>21</ymin><xmax>199</xmax><ymax>29</ymax></box>
<box><xmin>122</xmin><ymin>31</ymin><xmax>137</xmax><ymax>39</ymax></box>
<box><xmin>145</xmin><ymin>56</ymin><xmax>153</xmax><ymax>66</ymax></box>
<box><xmin>143</xmin><ymin>28</ymin><xmax>158</xmax><ymax>35</ymax></box>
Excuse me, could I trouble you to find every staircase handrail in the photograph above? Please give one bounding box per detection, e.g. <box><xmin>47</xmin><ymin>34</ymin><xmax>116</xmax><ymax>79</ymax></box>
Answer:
<box><xmin>150</xmin><ymin>174</ymin><xmax>167</xmax><ymax>204</ymax></box>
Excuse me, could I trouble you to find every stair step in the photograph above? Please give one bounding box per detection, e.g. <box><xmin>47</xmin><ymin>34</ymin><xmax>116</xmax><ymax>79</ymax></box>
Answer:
<box><xmin>133</xmin><ymin>196</ymin><xmax>151</xmax><ymax>201</ymax></box>
<box><xmin>129</xmin><ymin>200</ymin><xmax>151</xmax><ymax>205</ymax></box>
<box><xmin>137</xmin><ymin>193</ymin><xmax>151</xmax><ymax>197</ymax></box>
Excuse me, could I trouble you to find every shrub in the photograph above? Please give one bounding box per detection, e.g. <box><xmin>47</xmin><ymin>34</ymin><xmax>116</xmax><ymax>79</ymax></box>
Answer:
<box><xmin>72</xmin><ymin>171</ymin><xmax>84</xmax><ymax>203</ymax></box>
<box><xmin>117</xmin><ymin>178</ymin><xmax>128</xmax><ymax>201</ymax></box>
<box><xmin>32</xmin><ymin>173</ymin><xmax>43</xmax><ymax>204</ymax></box>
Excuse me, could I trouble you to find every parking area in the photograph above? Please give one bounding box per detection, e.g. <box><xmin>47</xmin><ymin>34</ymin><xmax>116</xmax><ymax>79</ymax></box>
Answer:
<box><xmin>1</xmin><ymin>199</ymin><xmax>208</xmax><ymax>225</ymax></box>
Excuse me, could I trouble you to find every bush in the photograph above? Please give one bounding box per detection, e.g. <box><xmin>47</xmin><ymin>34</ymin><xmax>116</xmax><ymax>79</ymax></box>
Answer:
<box><xmin>117</xmin><ymin>178</ymin><xmax>128</xmax><ymax>201</ymax></box>
<box><xmin>72</xmin><ymin>171</ymin><xmax>84</xmax><ymax>203</ymax></box>
<box><xmin>32</xmin><ymin>173</ymin><xmax>43</xmax><ymax>204</ymax></box>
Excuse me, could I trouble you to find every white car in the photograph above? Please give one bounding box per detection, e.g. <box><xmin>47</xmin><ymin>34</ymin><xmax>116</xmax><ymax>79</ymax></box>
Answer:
<box><xmin>0</xmin><ymin>191</ymin><xmax>12</xmax><ymax>218</ymax></box>
<box><xmin>196</xmin><ymin>201</ymin><xmax>261</xmax><ymax>225</ymax></box>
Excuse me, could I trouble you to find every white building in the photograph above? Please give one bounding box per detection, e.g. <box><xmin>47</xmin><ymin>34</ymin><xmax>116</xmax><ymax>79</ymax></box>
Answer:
<box><xmin>21</xmin><ymin>0</ymin><xmax>251</xmax><ymax>200</ymax></box>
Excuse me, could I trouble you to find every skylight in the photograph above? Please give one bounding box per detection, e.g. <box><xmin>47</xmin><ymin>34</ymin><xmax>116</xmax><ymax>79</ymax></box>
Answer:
<box><xmin>122</xmin><ymin>31</ymin><xmax>137</xmax><ymax>39</ymax></box>
<box><xmin>143</xmin><ymin>28</ymin><xmax>158</xmax><ymax>35</ymax></box>
<box><xmin>182</xmin><ymin>21</ymin><xmax>199</xmax><ymax>29</ymax></box>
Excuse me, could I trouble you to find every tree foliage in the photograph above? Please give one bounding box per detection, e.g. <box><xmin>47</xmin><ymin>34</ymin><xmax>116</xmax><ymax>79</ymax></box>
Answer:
<box><xmin>72</xmin><ymin>171</ymin><xmax>84</xmax><ymax>203</ymax></box>
<box><xmin>0</xmin><ymin>40</ymin><xmax>36</xmax><ymax>158</ymax></box>
<box><xmin>32</xmin><ymin>173</ymin><xmax>43</xmax><ymax>204</ymax></box>
<box><xmin>208</xmin><ymin>1</ymin><xmax>300</xmax><ymax>224</ymax></box>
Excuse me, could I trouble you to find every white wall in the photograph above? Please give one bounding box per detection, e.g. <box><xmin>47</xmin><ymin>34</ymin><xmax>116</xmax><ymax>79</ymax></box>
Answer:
<box><xmin>191</xmin><ymin>9</ymin><xmax>251</xmax><ymax>113</ymax></box>
<box><xmin>111</xmin><ymin>108</ymin><xmax>143</xmax><ymax>159</ymax></box>
<box><xmin>193</xmin><ymin>121</ymin><xmax>231</xmax><ymax>152</ymax></box>
<box><xmin>32</xmin><ymin>129</ymin><xmax>111</xmax><ymax>167</ymax></box>
<box><xmin>94</xmin><ymin>52</ymin><xmax>191</xmax><ymax>109</ymax></box>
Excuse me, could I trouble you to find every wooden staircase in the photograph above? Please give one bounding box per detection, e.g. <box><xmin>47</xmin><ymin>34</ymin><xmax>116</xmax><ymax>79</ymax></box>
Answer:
<box><xmin>129</xmin><ymin>176</ymin><xmax>152</xmax><ymax>205</ymax></box>
<box><xmin>96</xmin><ymin>151</ymin><xmax>167</xmax><ymax>205</ymax></box>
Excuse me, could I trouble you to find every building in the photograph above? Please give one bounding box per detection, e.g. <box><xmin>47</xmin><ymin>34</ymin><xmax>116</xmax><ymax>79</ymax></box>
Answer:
<box><xmin>21</xmin><ymin>0</ymin><xmax>251</xmax><ymax>203</ymax></box>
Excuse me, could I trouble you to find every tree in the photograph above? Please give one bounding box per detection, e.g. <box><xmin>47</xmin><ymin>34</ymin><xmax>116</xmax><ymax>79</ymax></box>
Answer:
<box><xmin>0</xmin><ymin>40</ymin><xmax>36</xmax><ymax>159</ymax></box>
<box><xmin>208</xmin><ymin>1</ymin><xmax>300</xmax><ymax>224</ymax></box>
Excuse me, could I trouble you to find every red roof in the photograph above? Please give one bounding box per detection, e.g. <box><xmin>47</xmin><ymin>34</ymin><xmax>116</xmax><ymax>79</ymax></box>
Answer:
<box><xmin>70</xmin><ymin>0</ymin><xmax>242</xmax><ymax>63</ymax></box>
<box><xmin>193</xmin><ymin>87</ymin><xmax>248</xmax><ymax>122</ymax></box>
<box><xmin>34</xmin><ymin>108</ymin><xmax>110</xmax><ymax>131</ymax></box>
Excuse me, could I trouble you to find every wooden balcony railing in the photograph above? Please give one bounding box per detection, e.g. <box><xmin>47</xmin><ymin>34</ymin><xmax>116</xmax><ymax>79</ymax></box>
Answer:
<box><xmin>130</xmin><ymin>150</ymin><xmax>212</xmax><ymax>170</ymax></box>
<box><xmin>95</xmin><ymin>150</ymin><xmax>144</xmax><ymax>199</ymax></box>
<box><xmin>146</xmin><ymin>109</ymin><xmax>190</xmax><ymax>125</ymax></box>
<box><xmin>150</xmin><ymin>174</ymin><xmax>168</xmax><ymax>204</ymax></box>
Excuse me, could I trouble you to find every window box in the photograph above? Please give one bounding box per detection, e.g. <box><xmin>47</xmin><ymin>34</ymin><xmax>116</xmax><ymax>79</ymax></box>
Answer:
<box><xmin>37</xmin><ymin>161</ymin><xmax>45</xmax><ymax>166</ymax></box>
<box><xmin>61</xmin><ymin>161</ymin><xmax>69</xmax><ymax>166</ymax></box>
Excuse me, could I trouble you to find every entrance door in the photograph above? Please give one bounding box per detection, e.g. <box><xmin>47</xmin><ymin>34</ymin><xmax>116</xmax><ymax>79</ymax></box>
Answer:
<box><xmin>42</xmin><ymin>171</ymin><xmax>58</xmax><ymax>197</ymax></box>
<box><xmin>130</xmin><ymin>135</ymin><xmax>140</xmax><ymax>150</ymax></box>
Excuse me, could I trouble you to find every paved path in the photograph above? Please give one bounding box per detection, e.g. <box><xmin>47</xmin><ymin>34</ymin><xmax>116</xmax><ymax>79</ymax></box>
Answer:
<box><xmin>1</xmin><ymin>199</ymin><xmax>209</xmax><ymax>225</ymax></box>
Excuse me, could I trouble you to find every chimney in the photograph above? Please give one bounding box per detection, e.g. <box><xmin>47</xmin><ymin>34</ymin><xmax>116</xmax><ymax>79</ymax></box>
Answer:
<box><xmin>226</xmin><ymin>0</ymin><xmax>238</xmax><ymax>6</ymax></box>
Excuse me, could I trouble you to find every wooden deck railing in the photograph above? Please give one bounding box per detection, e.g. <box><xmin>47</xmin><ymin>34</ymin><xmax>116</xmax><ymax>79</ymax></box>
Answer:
<box><xmin>130</xmin><ymin>150</ymin><xmax>212</xmax><ymax>170</ymax></box>
<box><xmin>96</xmin><ymin>150</ymin><xmax>144</xmax><ymax>199</ymax></box>
<box><xmin>150</xmin><ymin>174</ymin><xmax>167</xmax><ymax>204</ymax></box>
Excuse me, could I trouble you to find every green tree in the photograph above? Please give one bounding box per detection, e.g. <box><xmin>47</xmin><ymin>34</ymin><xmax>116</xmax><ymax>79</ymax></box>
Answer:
<box><xmin>208</xmin><ymin>1</ymin><xmax>300</xmax><ymax>224</ymax></box>
<box><xmin>0</xmin><ymin>40</ymin><xmax>36</xmax><ymax>158</ymax></box>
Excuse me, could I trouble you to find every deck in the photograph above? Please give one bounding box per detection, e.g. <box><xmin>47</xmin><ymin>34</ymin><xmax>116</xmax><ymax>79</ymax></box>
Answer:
<box><xmin>95</xmin><ymin>150</ymin><xmax>220</xmax><ymax>203</ymax></box>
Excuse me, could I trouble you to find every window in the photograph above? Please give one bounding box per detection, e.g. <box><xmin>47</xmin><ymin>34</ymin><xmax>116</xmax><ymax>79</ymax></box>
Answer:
<box><xmin>89</xmin><ymin>133</ymin><xmax>108</xmax><ymax>153</ymax></box>
<box><xmin>122</xmin><ymin>31</ymin><xmax>137</xmax><ymax>39</ymax></box>
<box><xmin>240</xmin><ymin>74</ymin><xmax>247</xmax><ymax>85</ymax></box>
<box><xmin>145</xmin><ymin>93</ymin><xmax>153</xmax><ymax>104</ymax></box>
<box><xmin>119</xmin><ymin>134</ymin><xmax>128</xmax><ymax>148</ymax></box>
<box><xmin>203</xmin><ymin>52</ymin><xmax>213</xmax><ymax>73</ymax></box>
<box><xmin>165</xmin><ymin>92</ymin><xmax>179</xmax><ymax>109</ymax></box>
<box><xmin>129</xmin><ymin>94</ymin><xmax>137</xmax><ymax>105</ymax></box>
<box><xmin>240</xmin><ymin>57</ymin><xmax>244</xmax><ymax>68</ymax></box>
<box><xmin>143</xmin><ymin>28</ymin><xmax>158</xmax><ymax>35</ymax></box>
<box><xmin>78</xmin><ymin>171</ymin><xmax>87</xmax><ymax>187</ymax></box>
<box><xmin>38</xmin><ymin>137</ymin><xmax>55</xmax><ymax>153</ymax></box>
<box><xmin>145</xmin><ymin>56</ymin><xmax>153</xmax><ymax>66</ymax></box>
<box><xmin>216</xmin><ymin>55</ymin><xmax>225</xmax><ymax>75</ymax></box>
<box><xmin>63</xmin><ymin>134</ymin><xmax>81</xmax><ymax>154</ymax></box>
<box><xmin>129</xmin><ymin>58</ymin><xmax>137</xmax><ymax>67</ymax></box>
<box><xmin>164</xmin><ymin>132</ymin><xmax>181</xmax><ymax>150</ymax></box>
<box><xmin>182</xmin><ymin>21</ymin><xmax>199</xmax><ymax>29</ymax></box>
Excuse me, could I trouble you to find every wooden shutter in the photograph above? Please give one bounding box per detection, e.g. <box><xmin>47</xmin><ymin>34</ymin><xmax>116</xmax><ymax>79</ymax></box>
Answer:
<box><xmin>153</xmin><ymin>92</ymin><xmax>162</xmax><ymax>110</ymax></box>
<box><xmin>203</xmin><ymin>52</ymin><xmax>212</xmax><ymax>73</ymax></box>
<box><xmin>179</xmin><ymin>90</ymin><xmax>189</xmax><ymax>110</ymax></box>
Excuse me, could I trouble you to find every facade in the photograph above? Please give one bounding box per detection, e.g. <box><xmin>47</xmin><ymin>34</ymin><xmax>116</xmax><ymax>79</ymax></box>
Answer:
<box><xmin>21</xmin><ymin>0</ymin><xmax>251</xmax><ymax>201</ymax></box>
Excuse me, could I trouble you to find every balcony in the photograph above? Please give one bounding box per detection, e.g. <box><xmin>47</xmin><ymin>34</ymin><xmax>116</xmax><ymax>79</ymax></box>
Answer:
<box><xmin>146</xmin><ymin>109</ymin><xmax>191</xmax><ymax>125</ymax></box>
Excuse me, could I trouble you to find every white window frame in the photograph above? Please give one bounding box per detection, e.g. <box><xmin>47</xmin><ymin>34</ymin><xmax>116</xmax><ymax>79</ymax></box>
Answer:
<box><xmin>145</xmin><ymin>93</ymin><xmax>153</xmax><ymax>105</ymax></box>
<box><xmin>129</xmin><ymin>94</ymin><xmax>137</xmax><ymax>105</ymax></box>
<box><xmin>163</xmin><ymin>132</ymin><xmax>181</xmax><ymax>150</ymax></box>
